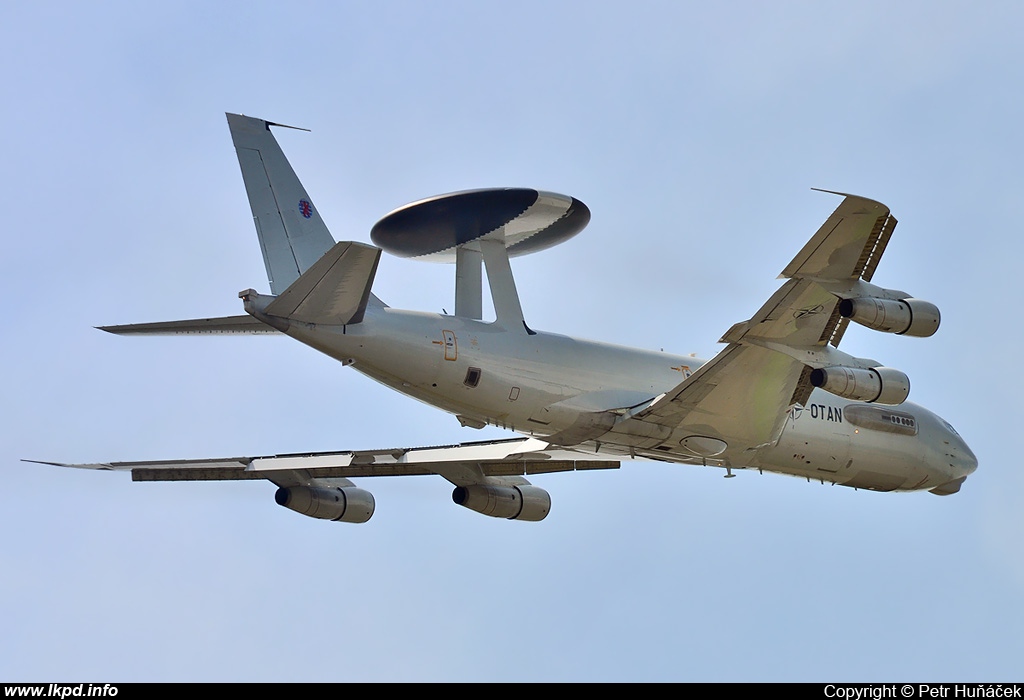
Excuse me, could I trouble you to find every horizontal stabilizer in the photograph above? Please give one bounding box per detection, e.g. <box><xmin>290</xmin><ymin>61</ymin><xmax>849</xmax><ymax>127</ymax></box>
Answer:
<box><xmin>98</xmin><ymin>315</ymin><xmax>279</xmax><ymax>336</ymax></box>
<box><xmin>264</xmin><ymin>241</ymin><xmax>381</xmax><ymax>324</ymax></box>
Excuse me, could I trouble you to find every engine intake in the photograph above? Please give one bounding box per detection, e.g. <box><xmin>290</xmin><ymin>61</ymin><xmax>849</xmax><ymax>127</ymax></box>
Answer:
<box><xmin>838</xmin><ymin>297</ymin><xmax>940</xmax><ymax>337</ymax></box>
<box><xmin>275</xmin><ymin>485</ymin><xmax>375</xmax><ymax>523</ymax></box>
<box><xmin>452</xmin><ymin>483</ymin><xmax>551</xmax><ymax>521</ymax></box>
<box><xmin>809</xmin><ymin>366</ymin><xmax>910</xmax><ymax>405</ymax></box>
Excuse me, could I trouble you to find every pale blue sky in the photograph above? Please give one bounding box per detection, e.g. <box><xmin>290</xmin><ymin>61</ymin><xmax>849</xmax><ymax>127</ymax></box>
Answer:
<box><xmin>3</xmin><ymin>1</ymin><xmax>1021</xmax><ymax>681</ymax></box>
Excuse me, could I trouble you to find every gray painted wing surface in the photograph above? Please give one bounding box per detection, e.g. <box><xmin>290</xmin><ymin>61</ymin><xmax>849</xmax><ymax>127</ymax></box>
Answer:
<box><xmin>26</xmin><ymin>438</ymin><xmax>619</xmax><ymax>488</ymax></box>
<box><xmin>633</xmin><ymin>193</ymin><xmax>896</xmax><ymax>450</ymax></box>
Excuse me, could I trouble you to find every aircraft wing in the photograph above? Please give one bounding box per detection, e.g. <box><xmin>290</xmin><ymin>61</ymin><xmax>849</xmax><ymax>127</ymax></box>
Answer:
<box><xmin>26</xmin><ymin>437</ymin><xmax>619</xmax><ymax>488</ymax></box>
<box><xmin>629</xmin><ymin>192</ymin><xmax>896</xmax><ymax>454</ymax></box>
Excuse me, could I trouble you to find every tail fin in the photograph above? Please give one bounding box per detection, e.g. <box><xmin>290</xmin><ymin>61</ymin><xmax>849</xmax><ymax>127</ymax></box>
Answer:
<box><xmin>227</xmin><ymin>113</ymin><xmax>336</xmax><ymax>294</ymax></box>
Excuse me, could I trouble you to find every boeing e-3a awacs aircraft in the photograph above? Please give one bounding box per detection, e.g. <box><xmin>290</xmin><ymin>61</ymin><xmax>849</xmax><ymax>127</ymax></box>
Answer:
<box><xmin>30</xmin><ymin>113</ymin><xmax>977</xmax><ymax>523</ymax></box>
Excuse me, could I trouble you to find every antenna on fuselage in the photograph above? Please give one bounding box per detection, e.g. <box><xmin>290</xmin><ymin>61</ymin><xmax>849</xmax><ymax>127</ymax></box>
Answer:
<box><xmin>370</xmin><ymin>188</ymin><xmax>590</xmax><ymax>331</ymax></box>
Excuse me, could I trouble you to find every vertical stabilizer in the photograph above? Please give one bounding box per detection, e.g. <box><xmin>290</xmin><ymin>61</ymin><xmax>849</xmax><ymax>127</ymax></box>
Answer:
<box><xmin>227</xmin><ymin>113</ymin><xmax>336</xmax><ymax>294</ymax></box>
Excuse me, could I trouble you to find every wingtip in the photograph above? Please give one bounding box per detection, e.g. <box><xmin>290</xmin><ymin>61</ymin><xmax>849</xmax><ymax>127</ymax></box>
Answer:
<box><xmin>22</xmin><ymin>458</ymin><xmax>118</xmax><ymax>470</ymax></box>
<box><xmin>811</xmin><ymin>187</ymin><xmax>887</xmax><ymax>206</ymax></box>
<box><xmin>811</xmin><ymin>187</ymin><xmax>850</xmax><ymax>197</ymax></box>
<box><xmin>811</xmin><ymin>188</ymin><xmax>889</xmax><ymax>212</ymax></box>
<box><xmin>22</xmin><ymin>459</ymin><xmax>67</xmax><ymax>467</ymax></box>
<box><xmin>96</xmin><ymin>324</ymin><xmax>134</xmax><ymax>336</ymax></box>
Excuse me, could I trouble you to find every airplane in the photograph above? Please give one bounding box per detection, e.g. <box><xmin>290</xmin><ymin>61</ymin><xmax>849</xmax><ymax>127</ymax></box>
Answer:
<box><xmin>27</xmin><ymin>113</ymin><xmax>978</xmax><ymax>523</ymax></box>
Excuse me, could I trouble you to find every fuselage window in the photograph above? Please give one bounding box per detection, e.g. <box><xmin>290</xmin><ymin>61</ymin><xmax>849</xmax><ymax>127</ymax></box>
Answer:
<box><xmin>464</xmin><ymin>367</ymin><xmax>482</xmax><ymax>388</ymax></box>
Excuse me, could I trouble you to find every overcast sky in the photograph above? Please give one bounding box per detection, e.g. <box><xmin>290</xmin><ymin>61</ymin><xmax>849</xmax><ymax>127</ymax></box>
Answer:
<box><xmin>3</xmin><ymin>1</ymin><xmax>1022</xmax><ymax>682</ymax></box>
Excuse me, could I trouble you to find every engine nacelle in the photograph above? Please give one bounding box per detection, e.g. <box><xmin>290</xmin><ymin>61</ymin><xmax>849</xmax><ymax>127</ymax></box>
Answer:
<box><xmin>275</xmin><ymin>485</ymin><xmax>375</xmax><ymax>523</ymax></box>
<box><xmin>838</xmin><ymin>297</ymin><xmax>940</xmax><ymax>337</ymax></box>
<box><xmin>809</xmin><ymin>366</ymin><xmax>910</xmax><ymax>405</ymax></box>
<box><xmin>452</xmin><ymin>483</ymin><xmax>551</xmax><ymax>521</ymax></box>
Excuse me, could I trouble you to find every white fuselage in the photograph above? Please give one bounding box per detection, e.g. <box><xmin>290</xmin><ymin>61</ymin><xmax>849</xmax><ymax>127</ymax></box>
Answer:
<box><xmin>280</xmin><ymin>305</ymin><xmax>976</xmax><ymax>494</ymax></box>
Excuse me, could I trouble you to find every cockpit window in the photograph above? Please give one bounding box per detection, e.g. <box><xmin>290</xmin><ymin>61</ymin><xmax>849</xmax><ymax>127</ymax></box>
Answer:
<box><xmin>942</xmin><ymin>420</ymin><xmax>961</xmax><ymax>437</ymax></box>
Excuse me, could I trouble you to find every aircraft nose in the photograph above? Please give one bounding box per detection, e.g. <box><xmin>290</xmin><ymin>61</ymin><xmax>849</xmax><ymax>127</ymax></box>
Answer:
<box><xmin>943</xmin><ymin>425</ymin><xmax>978</xmax><ymax>478</ymax></box>
<box><xmin>925</xmin><ymin>415</ymin><xmax>977</xmax><ymax>495</ymax></box>
<box><xmin>956</xmin><ymin>438</ymin><xmax>978</xmax><ymax>476</ymax></box>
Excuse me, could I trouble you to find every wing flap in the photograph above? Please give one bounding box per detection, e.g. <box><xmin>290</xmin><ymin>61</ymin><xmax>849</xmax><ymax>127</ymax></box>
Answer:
<box><xmin>132</xmin><ymin>458</ymin><xmax>618</xmax><ymax>482</ymax></box>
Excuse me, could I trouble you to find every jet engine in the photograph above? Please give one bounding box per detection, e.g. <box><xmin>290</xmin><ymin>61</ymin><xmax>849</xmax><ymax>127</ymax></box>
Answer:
<box><xmin>809</xmin><ymin>366</ymin><xmax>910</xmax><ymax>405</ymax></box>
<box><xmin>838</xmin><ymin>297</ymin><xmax>940</xmax><ymax>337</ymax></box>
<box><xmin>452</xmin><ymin>483</ymin><xmax>551</xmax><ymax>521</ymax></box>
<box><xmin>275</xmin><ymin>484</ymin><xmax>375</xmax><ymax>523</ymax></box>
